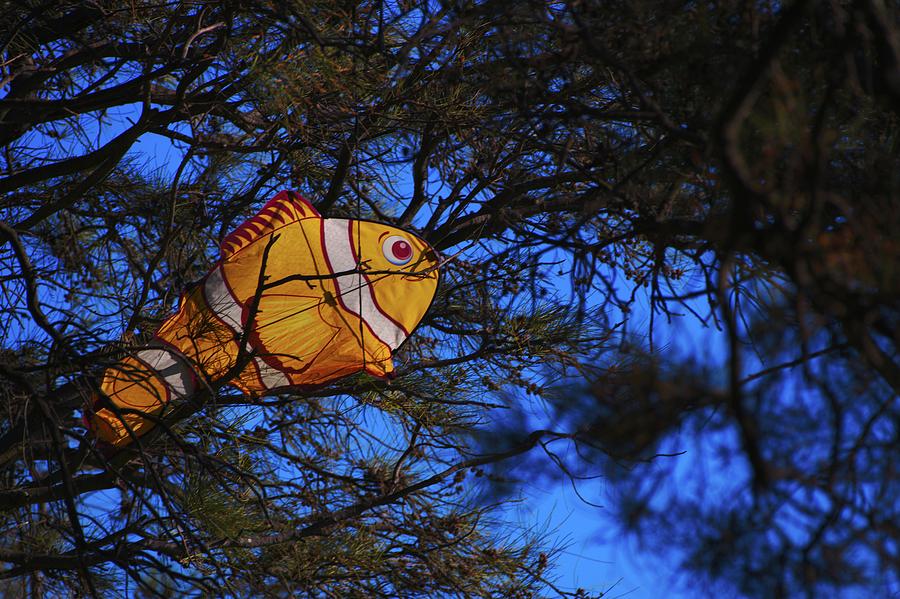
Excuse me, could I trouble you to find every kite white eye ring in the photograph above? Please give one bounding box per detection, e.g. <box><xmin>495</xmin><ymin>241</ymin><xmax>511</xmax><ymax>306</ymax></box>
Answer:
<box><xmin>382</xmin><ymin>235</ymin><xmax>414</xmax><ymax>266</ymax></box>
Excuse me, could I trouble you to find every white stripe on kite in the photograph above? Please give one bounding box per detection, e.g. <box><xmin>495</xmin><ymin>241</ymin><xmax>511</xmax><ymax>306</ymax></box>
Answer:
<box><xmin>205</xmin><ymin>266</ymin><xmax>291</xmax><ymax>391</ymax></box>
<box><xmin>205</xmin><ymin>267</ymin><xmax>243</xmax><ymax>330</ymax></box>
<box><xmin>136</xmin><ymin>348</ymin><xmax>194</xmax><ymax>398</ymax></box>
<box><xmin>253</xmin><ymin>357</ymin><xmax>290</xmax><ymax>389</ymax></box>
<box><xmin>322</xmin><ymin>219</ymin><xmax>407</xmax><ymax>350</ymax></box>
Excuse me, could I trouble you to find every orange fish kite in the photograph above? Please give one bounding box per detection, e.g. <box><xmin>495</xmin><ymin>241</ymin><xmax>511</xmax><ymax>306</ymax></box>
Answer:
<box><xmin>88</xmin><ymin>191</ymin><xmax>439</xmax><ymax>447</ymax></box>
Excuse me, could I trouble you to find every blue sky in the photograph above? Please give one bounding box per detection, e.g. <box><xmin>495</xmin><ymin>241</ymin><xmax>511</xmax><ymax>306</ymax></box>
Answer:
<box><xmin>521</xmin><ymin>309</ymin><xmax>728</xmax><ymax>599</ymax></box>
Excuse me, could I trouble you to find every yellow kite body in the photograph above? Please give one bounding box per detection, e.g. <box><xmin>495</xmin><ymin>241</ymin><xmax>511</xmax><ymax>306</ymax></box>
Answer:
<box><xmin>89</xmin><ymin>192</ymin><xmax>439</xmax><ymax>447</ymax></box>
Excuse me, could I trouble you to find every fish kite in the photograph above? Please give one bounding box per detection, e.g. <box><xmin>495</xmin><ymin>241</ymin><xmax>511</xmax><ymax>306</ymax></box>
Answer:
<box><xmin>88</xmin><ymin>191</ymin><xmax>439</xmax><ymax>447</ymax></box>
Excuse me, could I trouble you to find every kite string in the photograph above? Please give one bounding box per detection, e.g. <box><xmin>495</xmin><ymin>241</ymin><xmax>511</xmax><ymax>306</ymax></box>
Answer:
<box><xmin>354</xmin><ymin>63</ymin><xmax>365</xmax><ymax>372</ymax></box>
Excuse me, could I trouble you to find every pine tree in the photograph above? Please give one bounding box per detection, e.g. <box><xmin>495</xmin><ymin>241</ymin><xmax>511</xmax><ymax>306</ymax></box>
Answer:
<box><xmin>0</xmin><ymin>1</ymin><xmax>897</xmax><ymax>597</ymax></box>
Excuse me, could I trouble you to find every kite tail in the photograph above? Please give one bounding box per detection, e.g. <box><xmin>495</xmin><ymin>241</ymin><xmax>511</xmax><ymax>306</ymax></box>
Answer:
<box><xmin>86</xmin><ymin>343</ymin><xmax>203</xmax><ymax>448</ymax></box>
<box><xmin>86</xmin><ymin>289</ymin><xmax>241</xmax><ymax>448</ymax></box>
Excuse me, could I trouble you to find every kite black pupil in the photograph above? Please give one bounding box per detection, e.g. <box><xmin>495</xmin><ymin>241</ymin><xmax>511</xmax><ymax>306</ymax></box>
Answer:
<box><xmin>393</xmin><ymin>240</ymin><xmax>411</xmax><ymax>260</ymax></box>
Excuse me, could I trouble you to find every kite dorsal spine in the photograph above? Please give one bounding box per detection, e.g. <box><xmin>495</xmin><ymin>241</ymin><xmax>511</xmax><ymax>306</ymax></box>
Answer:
<box><xmin>220</xmin><ymin>191</ymin><xmax>321</xmax><ymax>259</ymax></box>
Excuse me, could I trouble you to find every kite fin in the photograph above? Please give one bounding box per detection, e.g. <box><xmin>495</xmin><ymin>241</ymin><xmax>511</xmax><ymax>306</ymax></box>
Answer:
<box><xmin>220</xmin><ymin>191</ymin><xmax>320</xmax><ymax>258</ymax></box>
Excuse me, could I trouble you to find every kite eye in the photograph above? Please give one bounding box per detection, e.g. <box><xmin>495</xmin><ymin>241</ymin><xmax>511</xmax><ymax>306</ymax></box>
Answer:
<box><xmin>382</xmin><ymin>235</ymin><xmax>414</xmax><ymax>266</ymax></box>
